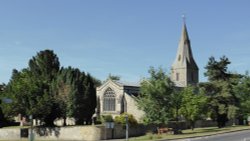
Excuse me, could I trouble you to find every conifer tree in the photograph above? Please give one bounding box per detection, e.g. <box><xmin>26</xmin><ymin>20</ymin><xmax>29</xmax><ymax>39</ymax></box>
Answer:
<box><xmin>2</xmin><ymin>49</ymin><xmax>98</xmax><ymax>126</ymax></box>
<box><xmin>203</xmin><ymin>56</ymin><xmax>240</xmax><ymax>128</ymax></box>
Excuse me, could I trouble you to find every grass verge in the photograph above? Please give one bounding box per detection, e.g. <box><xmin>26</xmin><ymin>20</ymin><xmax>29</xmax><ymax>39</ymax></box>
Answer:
<box><xmin>129</xmin><ymin>125</ymin><xmax>250</xmax><ymax>141</ymax></box>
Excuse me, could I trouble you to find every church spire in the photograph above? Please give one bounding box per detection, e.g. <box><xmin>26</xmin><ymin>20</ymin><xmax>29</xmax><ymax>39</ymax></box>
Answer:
<box><xmin>171</xmin><ymin>17</ymin><xmax>199</xmax><ymax>87</ymax></box>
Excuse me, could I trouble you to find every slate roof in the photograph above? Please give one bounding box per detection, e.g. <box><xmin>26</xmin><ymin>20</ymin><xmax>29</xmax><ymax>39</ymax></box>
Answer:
<box><xmin>113</xmin><ymin>80</ymin><xmax>140</xmax><ymax>87</ymax></box>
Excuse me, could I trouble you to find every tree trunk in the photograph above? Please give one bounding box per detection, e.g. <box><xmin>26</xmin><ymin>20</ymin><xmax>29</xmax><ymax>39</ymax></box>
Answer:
<box><xmin>63</xmin><ymin>117</ymin><xmax>67</xmax><ymax>126</ymax></box>
<box><xmin>44</xmin><ymin>118</ymin><xmax>55</xmax><ymax>127</ymax></box>
<box><xmin>217</xmin><ymin>113</ymin><xmax>228</xmax><ymax>128</ymax></box>
<box><xmin>190</xmin><ymin>120</ymin><xmax>195</xmax><ymax>130</ymax></box>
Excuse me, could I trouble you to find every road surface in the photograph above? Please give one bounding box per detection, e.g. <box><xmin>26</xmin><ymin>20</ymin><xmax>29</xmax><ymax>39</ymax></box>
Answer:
<box><xmin>174</xmin><ymin>130</ymin><xmax>250</xmax><ymax>141</ymax></box>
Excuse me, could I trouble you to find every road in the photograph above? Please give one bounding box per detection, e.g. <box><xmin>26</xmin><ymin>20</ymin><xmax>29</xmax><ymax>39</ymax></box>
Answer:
<box><xmin>174</xmin><ymin>130</ymin><xmax>250</xmax><ymax>141</ymax></box>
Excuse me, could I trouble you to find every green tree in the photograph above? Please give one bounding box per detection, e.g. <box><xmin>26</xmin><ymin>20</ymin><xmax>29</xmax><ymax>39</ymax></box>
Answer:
<box><xmin>2</xmin><ymin>49</ymin><xmax>98</xmax><ymax>126</ymax></box>
<box><xmin>82</xmin><ymin>74</ymin><xmax>97</xmax><ymax>124</ymax></box>
<box><xmin>29</xmin><ymin>50</ymin><xmax>60</xmax><ymax>82</ymax></box>
<box><xmin>179</xmin><ymin>86</ymin><xmax>207</xmax><ymax>130</ymax></box>
<box><xmin>51</xmin><ymin>67</ymin><xmax>74</xmax><ymax>126</ymax></box>
<box><xmin>137</xmin><ymin>67</ymin><xmax>175</xmax><ymax>125</ymax></box>
<box><xmin>2</xmin><ymin>50</ymin><xmax>60</xmax><ymax>126</ymax></box>
<box><xmin>1</xmin><ymin>69</ymin><xmax>36</xmax><ymax>118</ymax></box>
<box><xmin>55</xmin><ymin>67</ymin><xmax>97</xmax><ymax>125</ymax></box>
<box><xmin>28</xmin><ymin>50</ymin><xmax>60</xmax><ymax>126</ymax></box>
<box><xmin>108</xmin><ymin>74</ymin><xmax>120</xmax><ymax>81</ymax></box>
<box><xmin>204</xmin><ymin>56</ymin><xmax>231</xmax><ymax>81</ymax></box>
<box><xmin>171</xmin><ymin>90</ymin><xmax>183</xmax><ymax>121</ymax></box>
<box><xmin>233</xmin><ymin>73</ymin><xmax>250</xmax><ymax>122</ymax></box>
<box><xmin>203</xmin><ymin>56</ymin><xmax>240</xmax><ymax>128</ymax></box>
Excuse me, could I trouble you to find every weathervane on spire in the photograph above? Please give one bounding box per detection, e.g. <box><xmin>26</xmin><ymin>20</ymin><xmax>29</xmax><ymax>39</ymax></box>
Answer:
<box><xmin>182</xmin><ymin>14</ymin><xmax>186</xmax><ymax>24</ymax></box>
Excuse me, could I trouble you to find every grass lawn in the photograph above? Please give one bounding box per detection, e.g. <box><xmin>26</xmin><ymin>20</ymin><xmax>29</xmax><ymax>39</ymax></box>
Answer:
<box><xmin>129</xmin><ymin>125</ymin><xmax>250</xmax><ymax>141</ymax></box>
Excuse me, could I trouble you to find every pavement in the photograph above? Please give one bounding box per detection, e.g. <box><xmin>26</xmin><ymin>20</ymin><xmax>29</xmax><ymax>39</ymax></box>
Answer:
<box><xmin>109</xmin><ymin>128</ymin><xmax>250</xmax><ymax>141</ymax></box>
<box><xmin>172</xmin><ymin>130</ymin><xmax>250</xmax><ymax>141</ymax></box>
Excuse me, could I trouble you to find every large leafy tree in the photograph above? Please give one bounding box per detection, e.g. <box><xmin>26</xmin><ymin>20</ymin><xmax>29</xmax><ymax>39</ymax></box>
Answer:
<box><xmin>2</xmin><ymin>50</ymin><xmax>60</xmax><ymax>126</ymax></box>
<box><xmin>179</xmin><ymin>86</ymin><xmax>207</xmax><ymax>130</ymax></box>
<box><xmin>2</xmin><ymin>49</ymin><xmax>99</xmax><ymax>126</ymax></box>
<box><xmin>203</xmin><ymin>56</ymin><xmax>240</xmax><ymax>128</ymax></box>
<box><xmin>52</xmin><ymin>67</ymin><xmax>97</xmax><ymax>125</ymax></box>
<box><xmin>28</xmin><ymin>50</ymin><xmax>60</xmax><ymax>126</ymax></box>
<box><xmin>233</xmin><ymin>73</ymin><xmax>250</xmax><ymax>122</ymax></box>
<box><xmin>1</xmin><ymin>69</ymin><xmax>37</xmax><ymax>118</ymax></box>
<box><xmin>137</xmin><ymin>67</ymin><xmax>175</xmax><ymax>125</ymax></box>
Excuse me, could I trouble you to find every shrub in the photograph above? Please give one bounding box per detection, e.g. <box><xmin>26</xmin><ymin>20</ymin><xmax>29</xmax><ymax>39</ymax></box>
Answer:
<box><xmin>102</xmin><ymin>115</ymin><xmax>114</xmax><ymax>122</ymax></box>
<box><xmin>114</xmin><ymin>113</ymin><xmax>138</xmax><ymax>126</ymax></box>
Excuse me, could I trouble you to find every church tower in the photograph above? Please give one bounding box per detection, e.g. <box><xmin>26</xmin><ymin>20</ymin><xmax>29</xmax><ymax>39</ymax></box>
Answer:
<box><xmin>171</xmin><ymin>20</ymin><xmax>199</xmax><ymax>87</ymax></box>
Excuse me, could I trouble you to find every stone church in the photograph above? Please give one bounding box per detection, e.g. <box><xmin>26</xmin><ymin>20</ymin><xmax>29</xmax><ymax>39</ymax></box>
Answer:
<box><xmin>96</xmin><ymin>22</ymin><xmax>198</xmax><ymax>121</ymax></box>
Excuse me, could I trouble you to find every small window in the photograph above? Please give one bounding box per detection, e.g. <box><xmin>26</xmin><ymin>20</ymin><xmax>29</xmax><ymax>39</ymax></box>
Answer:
<box><xmin>178</xmin><ymin>55</ymin><xmax>181</xmax><ymax>61</ymax></box>
<box><xmin>176</xmin><ymin>73</ymin><xmax>179</xmax><ymax>81</ymax></box>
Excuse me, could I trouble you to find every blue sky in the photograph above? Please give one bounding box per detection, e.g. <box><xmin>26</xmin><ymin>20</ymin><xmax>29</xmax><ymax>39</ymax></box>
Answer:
<box><xmin>0</xmin><ymin>0</ymin><xmax>250</xmax><ymax>83</ymax></box>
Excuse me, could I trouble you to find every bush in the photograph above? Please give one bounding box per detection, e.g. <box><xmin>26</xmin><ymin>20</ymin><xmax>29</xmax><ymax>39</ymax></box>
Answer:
<box><xmin>94</xmin><ymin>116</ymin><xmax>102</xmax><ymax>124</ymax></box>
<box><xmin>102</xmin><ymin>115</ymin><xmax>114</xmax><ymax>122</ymax></box>
<box><xmin>114</xmin><ymin>113</ymin><xmax>137</xmax><ymax>126</ymax></box>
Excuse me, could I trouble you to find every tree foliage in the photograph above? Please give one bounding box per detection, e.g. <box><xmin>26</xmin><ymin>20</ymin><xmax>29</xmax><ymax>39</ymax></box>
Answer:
<box><xmin>108</xmin><ymin>74</ymin><xmax>121</xmax><ymax>81</ymax></box>
<box><xmin>179</xmin><ymin>86</ymin><xmax>207</xmax><ymax>130</ymax></box>
<box><xmin>1</xmin><ymin>50</ymin><xmax>98</xmax><ymax>126</ymax></box>
<box><xmin>233</xmin><ymin>73</ymin><xmax>250</xmax><ymax>119</ymax></box>
<box><xmin>204</xmin><ymin>56</ymin><xmax>231</xmax><ymax>81</ymax></box>
<box><xmin>114</xmin><ymin>113</ymin><xmax>138</xmax><ymax>126</ymax></box>
<box><xmin>51</xmin><ymin>67</ymin><xmax>97</xmax><ymax>125</ymax></box>
<box><xmin>137</xmin><ymin>67</ymin><xmax>175</xmax><ymax>125</ymax></box>
<box><xmin>203</xmin><ymin>56</ymin><xmax>240</xmax><ymax>128</ymax></box>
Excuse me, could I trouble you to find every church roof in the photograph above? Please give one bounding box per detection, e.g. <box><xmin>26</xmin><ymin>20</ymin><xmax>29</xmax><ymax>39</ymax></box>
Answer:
<box><xmin>114</xmin><ymin>80</ymin><xmax>140</xmax><ymax>87</ymax></box>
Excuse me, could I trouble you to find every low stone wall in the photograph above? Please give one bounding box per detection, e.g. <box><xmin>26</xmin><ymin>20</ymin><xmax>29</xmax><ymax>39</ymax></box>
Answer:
<box><xmin>0</xmin><ymin>119</ymin><xmax>240</xmax><ymax>140</ymax></box>
<box><xmin>0</xmin><ymin>128</ymin><xmax>21</xmax><ymax>140</ymax></box>
<box><xmin>34</xmin><ymin>126</ymin><xmax>102</xmax><ymax>140</ymax></box>
<box><xmin>0</xmin><ymin>124</ymin><xmax>145</xmax><ymax>140</ymax></box>
<box><xmin>104</xmin><ymin>124</ymin><xmax>145</xmax><ymax>139</ymax></box>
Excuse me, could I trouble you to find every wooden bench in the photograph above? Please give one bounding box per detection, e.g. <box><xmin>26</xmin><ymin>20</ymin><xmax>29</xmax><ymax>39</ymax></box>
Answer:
<box><xmin>157</xmin><ymin>127</ymin><xmax>173</xmax><ymax>134</ymax></box>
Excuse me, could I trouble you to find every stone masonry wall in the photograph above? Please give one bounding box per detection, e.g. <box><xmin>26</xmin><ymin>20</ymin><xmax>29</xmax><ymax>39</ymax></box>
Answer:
<box><xmin>124</xmin><ymin>93</ymin><xmax>145</xmax><ymax>122</ymax></box>
<box><xmin>0</xmin><ymin>125</ymin><xmax>145</xmax><ymax>140</ymax></box>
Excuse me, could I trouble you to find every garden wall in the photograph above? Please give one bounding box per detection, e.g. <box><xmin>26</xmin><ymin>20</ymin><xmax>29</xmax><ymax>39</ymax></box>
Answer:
<box><xmin>0</xmin><ymin>124</ymin><xmax>145</xmax><ymax>140</ymax></box>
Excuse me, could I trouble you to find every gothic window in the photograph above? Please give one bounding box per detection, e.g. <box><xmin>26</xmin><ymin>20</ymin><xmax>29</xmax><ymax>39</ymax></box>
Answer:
<box><xmin>103</xmin><ymin>88</ymin><xmax>116</xmax><ymax>111</ymax></box>
<box><xmin>176</xmin><ymin>73</ymin><xmax>179</xmax><ymax>81</ymax></box>
<box><xmin>120</xmin><ymin>95</ymin><xmax>127</xmax><ymax>114</ymax></box>
<box><xmin>191</xmin><ymin>72</ymin><xmax>195</xmax><ymax>81</ymax></box>
<box><xmin>178</xmin><ymin>55</ymin><xmax>181</xmax><ymax>61</ymax></box>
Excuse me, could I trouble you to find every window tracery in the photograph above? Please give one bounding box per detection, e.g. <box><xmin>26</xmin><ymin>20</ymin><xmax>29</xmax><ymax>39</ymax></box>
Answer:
<box><xmin>103</xmin><ymin>87</ymin><xmax>116</xmax><ymax>111</ymax></box>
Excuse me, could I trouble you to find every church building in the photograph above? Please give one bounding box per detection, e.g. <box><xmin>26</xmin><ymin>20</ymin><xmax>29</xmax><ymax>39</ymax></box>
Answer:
<box><xmin>96</xmin><ymin>79</ymin><xmax>144</xmax><ymax>121</ymax></box>
<box><xmin>96</xmin><ymin>21</ymin><xmax>199</xmax><ymax>121</ymax></box>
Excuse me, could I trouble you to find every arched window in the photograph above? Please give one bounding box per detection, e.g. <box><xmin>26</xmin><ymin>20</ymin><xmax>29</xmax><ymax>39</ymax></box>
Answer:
<box><xmin>103</xmin><ymin>88</ymin><xmax>116</xmax><ymax>111</ymax></box>
<box><xmin>176</xmin><ymin>73</ymin><xmax>180</xmax><ymax>81</ymax></box>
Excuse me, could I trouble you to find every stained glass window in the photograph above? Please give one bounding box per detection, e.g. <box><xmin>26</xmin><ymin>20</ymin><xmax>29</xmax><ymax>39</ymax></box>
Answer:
<box><xmin>103</xmin><ymin>88</ymin><xmax>116</xmax><ymax>111</ymax></box>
